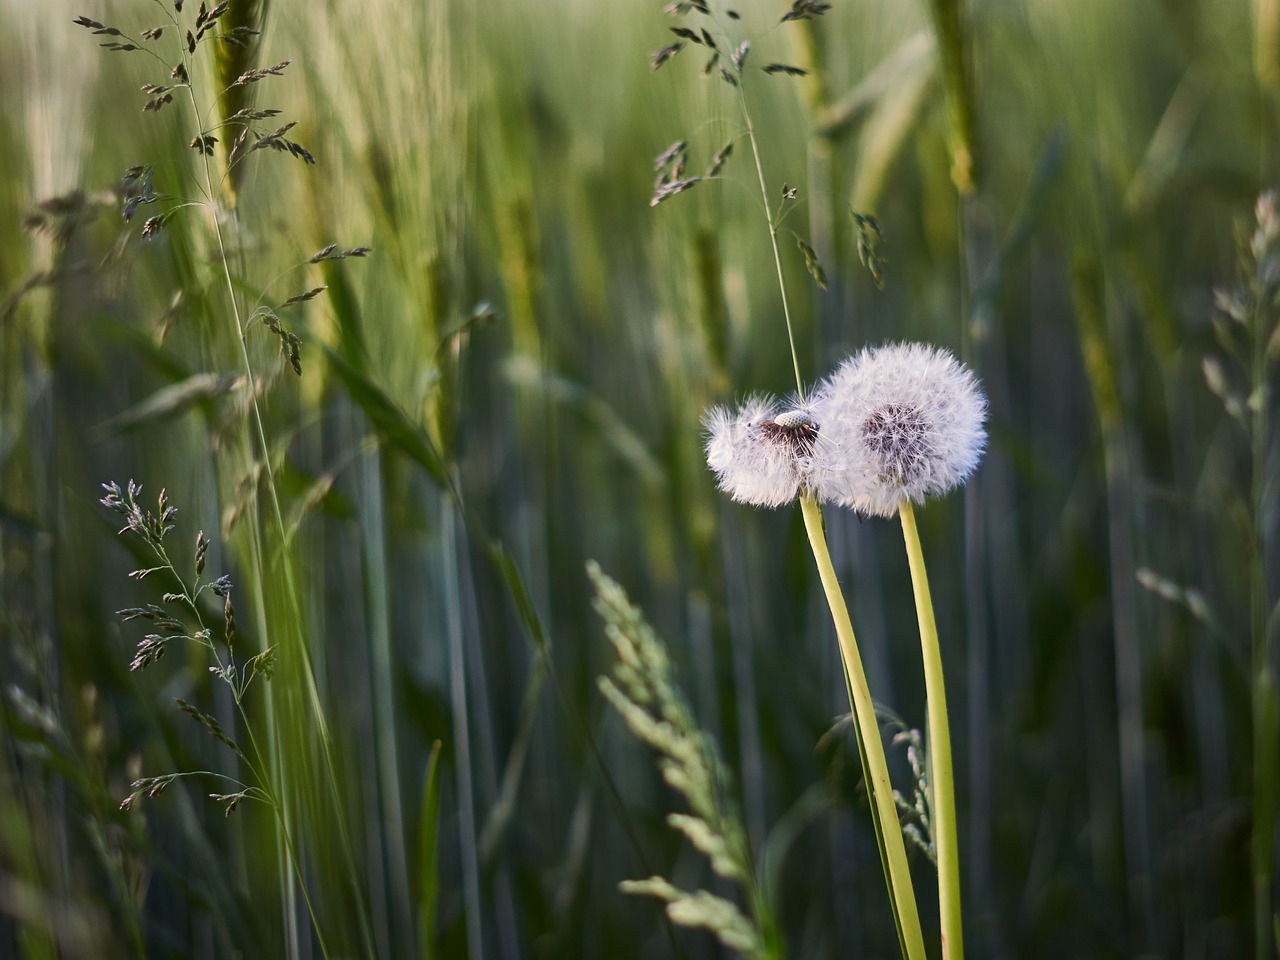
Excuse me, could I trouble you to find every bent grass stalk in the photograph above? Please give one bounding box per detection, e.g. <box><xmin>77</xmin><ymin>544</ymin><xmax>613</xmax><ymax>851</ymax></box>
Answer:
<box><xmin>899</xmin><ymin>500</ymin><xmax>962</xmax><ymax>960</ymax></box>
<box><xmin>799</xmin><ymin>494</ymin><xmax>926</xmax><ymax>960</ymax></box>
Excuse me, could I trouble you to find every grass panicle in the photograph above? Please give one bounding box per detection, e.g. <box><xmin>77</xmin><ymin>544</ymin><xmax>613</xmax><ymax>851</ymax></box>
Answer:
<box><xmin>590</xmin><ymin>561</ymin><xmax>781</xmax><ymax>960</ymax></box>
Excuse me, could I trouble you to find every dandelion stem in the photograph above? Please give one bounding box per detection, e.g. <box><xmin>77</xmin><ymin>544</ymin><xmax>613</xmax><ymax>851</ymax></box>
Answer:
<box><xmin>898</xmin><ymin>499</ymin><xmax>963</xmax><ymax>960</ymax></box>
<box><xmin>798</xmin><ymin>493</ymin><xmax>926</xmax><ymax>960</ymax></box>
<box><xmin>737</xmin><ymin>84</ymin><xmax>804</xmax><ymax>396</ymax></box>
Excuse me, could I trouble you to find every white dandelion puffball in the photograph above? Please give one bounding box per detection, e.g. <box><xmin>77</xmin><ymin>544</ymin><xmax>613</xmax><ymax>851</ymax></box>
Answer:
<box><xmin>704</xmin><ymin>395</ymin><xmax>821</xmax><ymax>508</ymax></box>
<box><xmin>812</xmin><ymin>343</ymin><xmax>987</xmax><ymax>517</ymax></box>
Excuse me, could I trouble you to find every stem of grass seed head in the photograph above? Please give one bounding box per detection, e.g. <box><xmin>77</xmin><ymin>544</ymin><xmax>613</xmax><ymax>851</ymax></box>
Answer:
<box><xmin>147</xmin><ymin>520</ymin><xmax>330</xmax><ymax>955</ymax></box>
<box><xmin>799</xmin><ymin>493</ymin><xmax>927</xmax><ymax>960</ymax></box>
<box><xmin>176</xmin><ymin>65</ymin><xmax>307</xmax><ymax>958</ymax></box>
<box><xmin>898</xmin><ymin>500</ymin><xmax>963</xmax><ymax>960</ymax></box>
<box><xmin>736</xmin><ymin>83</ymin><xmax>804</xmax><ymax>397</ymax></box>
<box><xmin>176</xmin><ymin>45</ymin><xmax>376</xmax><ymax>958</ymax></box>
<box><xmin>1250</xmin><ymin>233</ymin><xmax>1277</xmax><ymax>960</ymax></box>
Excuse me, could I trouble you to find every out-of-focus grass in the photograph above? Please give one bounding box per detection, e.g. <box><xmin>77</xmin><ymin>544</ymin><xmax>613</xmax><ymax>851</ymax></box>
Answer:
<box><xmin>0</xmin><ymin>0</ymin><xmax>1270</xmax><ymax>957</ymax></box>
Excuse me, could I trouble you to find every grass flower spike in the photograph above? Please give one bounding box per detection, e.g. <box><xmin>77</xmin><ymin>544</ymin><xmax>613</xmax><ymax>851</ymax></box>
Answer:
<box><xmin>704</xmin><ymin>395</ymin><xmax>821</xmax><ymax>507</ymax></box>
<box><xmin>814</xmin><ymin>343</ymin><xmax>987</xmax><ymax>517</ymax></box>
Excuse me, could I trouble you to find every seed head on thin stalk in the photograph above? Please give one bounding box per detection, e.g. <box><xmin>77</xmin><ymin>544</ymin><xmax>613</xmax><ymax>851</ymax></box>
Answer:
<box><xmin>812</xmin><ymin>342</ymin><xmax>987</xmax><ymax>518</ymax></box>
<box><xmin>704</xmin><ymin>394</ymin><xmax>826</xmax><ymax>507</ymax></box>
<box><xmin>647</xmin><ymin>1</ymin><xmax>834</xmax><ymax>397</ymax></box>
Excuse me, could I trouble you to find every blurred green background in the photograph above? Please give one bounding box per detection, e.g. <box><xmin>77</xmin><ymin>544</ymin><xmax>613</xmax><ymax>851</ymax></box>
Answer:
<box><xmin>0</xmin><ymin>0</ymin><xmax>1274</xmax><ymax>957</ymax></box>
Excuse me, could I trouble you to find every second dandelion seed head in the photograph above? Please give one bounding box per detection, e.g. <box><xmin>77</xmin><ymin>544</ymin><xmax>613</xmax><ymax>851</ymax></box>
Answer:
<box><xmin>704</xmin><ymin>396</ymin><xmax>823</xmax><ymax>508</ymax></box>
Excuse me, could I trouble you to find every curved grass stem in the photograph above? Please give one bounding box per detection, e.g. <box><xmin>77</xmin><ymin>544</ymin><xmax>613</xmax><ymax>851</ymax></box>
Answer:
<box><xmin>799</xmin><ymin>493</ymin><xmax>926</xmax><ymax>960</ymax></box>
<box><xmin>179</xmin><ymin>40</ymin><xmax>375</xmax><ymax>956</ymax></box>
<box><xmin>737</xmin><ymin>84</ymin><xmax>804</xmax><ymax>396</ymax></box>
<box><xmin>898</xmin><ymin>500</ymin><xmax>963</xmax><ymax>960</ymax></box>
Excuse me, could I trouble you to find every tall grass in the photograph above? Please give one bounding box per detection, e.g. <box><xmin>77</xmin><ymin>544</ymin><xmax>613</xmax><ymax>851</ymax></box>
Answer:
<box><xmin>0</xmin><ymin>0</ymin><xmax>1272</xmax><ymax>957</ymax></box>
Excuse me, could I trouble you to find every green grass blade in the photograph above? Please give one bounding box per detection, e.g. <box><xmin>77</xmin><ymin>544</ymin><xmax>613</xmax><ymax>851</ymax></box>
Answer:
<box><xmin>418</xmin><ymin>739</ymin><xmax>445</xmax><ymax>960</ymax></box>
<box><xmin>322</xmin><ymin>345</ymin><xmax>449</xmax><ymax>487</ymax></box>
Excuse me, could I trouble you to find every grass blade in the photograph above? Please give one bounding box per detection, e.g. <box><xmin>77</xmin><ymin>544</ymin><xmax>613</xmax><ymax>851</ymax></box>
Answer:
<box><xmin>419</xmin><ymin>739</ymin><xmax>444</xmax><ymax>960</ymax></box>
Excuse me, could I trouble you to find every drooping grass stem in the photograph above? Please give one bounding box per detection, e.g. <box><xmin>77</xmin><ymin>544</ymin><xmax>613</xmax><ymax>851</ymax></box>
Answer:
<box><xmin>799</xmin><ymin>493</ymin><xmax>926</xmax><ymax>960</ymax></box>
<box><xmin>898</xmin><ymin>500</ymin><xmax>963</xmax><ymax>960</ymax></box>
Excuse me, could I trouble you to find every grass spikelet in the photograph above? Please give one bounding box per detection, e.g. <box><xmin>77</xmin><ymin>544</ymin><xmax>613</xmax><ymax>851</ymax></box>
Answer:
<box><xmin>214</xmin><ymin>0</ymin><xmax>268</xmax><ymax>202</ymax></box>
<box><xmin>620</xmin><ymin>877</ymin><xmax>763</xmax><ymax>954</ymax></box>
<box><xmin>589</xmin><ymin>561</ymin><xmax>780</xmax><ymax>959</ymax></box>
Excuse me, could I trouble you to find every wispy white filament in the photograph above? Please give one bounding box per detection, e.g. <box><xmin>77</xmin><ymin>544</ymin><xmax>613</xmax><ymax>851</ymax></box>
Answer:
<box><xmin>703</xmin><ymin>395</ymin><xmax>819</xmax><ymax>508</ymax></box>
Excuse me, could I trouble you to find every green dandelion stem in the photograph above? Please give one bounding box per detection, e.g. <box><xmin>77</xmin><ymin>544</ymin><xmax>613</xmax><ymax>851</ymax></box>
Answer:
<box><xmin>799</xmin><ymin>493</ymin><xmax>926</xmax><ymax>960</ymax></box>
<box><xmin>899</xmin><ymin>499</ymin><xmax>963</xmax><ymax>960</ymax></box>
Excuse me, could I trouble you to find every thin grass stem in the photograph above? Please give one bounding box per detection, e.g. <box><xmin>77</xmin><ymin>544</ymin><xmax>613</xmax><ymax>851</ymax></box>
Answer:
<box><xmin>736</xmin><ymin>84</ymin><xmax>804</xmax><ymax>396</ymax></box>
<box><xmin>178</xmin><ymin>40</ymin><xmax>376</xmax><ymax>956</ymax></box>
<box><xmin>1249</xmin><ymin>220</ymin><xmax>1277</xmax><ymax>960</ymax></box>
<box><xmin>442</xmin><ymin>499</ymin><xmax>485</xmax><ymax>960</ymax></box>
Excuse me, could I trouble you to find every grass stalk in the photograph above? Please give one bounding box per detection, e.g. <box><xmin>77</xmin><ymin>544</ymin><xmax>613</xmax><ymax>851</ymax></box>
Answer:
<box><xmin>922</xmin><ymin>0</ymin><xmax>976</xmax><ymax>194</ymax></box>
<box><xmin>799</xmin><ymin>493</ymin><xmax>926</xmax><ymax>960</ymax></box>
<box><xmin>1249</xmin><ymin>220</ymin><xmax>1277</xmax><ymax>960</ymax></box>
<box><xmin>898</xmin><ymin>500</ymin><xmax>963</xmax><ymax>960</ymax></box>
<box><xmin>358</xmin><ymin>442</ymin><xmax>411</xmax><ymax>953</ymax></box>
<box><xmin>177</xmin><ymin>58</ymin><xmax>309</xmax><ymax>950</ymax></box>
<box><xmin>176</xmin><ymin>29</ymin><xmax>375</xmax><ymax>954</ymax></box>
<box><xmin>736</xmin><ymin>83</ymin><xmax>804</xmax><ymax>396</ymax></box>
<box><xmin>1070</xmin><ymin>258</ymin><xmax>1152</xmax><ymax>945</ymax></box>
<box><xmin>442</xmin><ymin>499</ymin><xmax>485</xmax><ymax>960</ymax></box>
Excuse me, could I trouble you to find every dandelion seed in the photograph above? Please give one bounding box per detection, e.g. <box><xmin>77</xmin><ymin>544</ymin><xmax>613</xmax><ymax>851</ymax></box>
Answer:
<box><xmin>704</xmin><ymin>395</ymin><xmax>822</xmax><ymax>507</ymax></box>
<box><xmin>812</xmin><ymin>343</ymin><xmax>986</xmax><ymax>517</ymax></box>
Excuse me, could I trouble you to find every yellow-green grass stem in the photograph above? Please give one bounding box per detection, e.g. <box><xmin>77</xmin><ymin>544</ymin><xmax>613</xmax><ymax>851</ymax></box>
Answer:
<box><xmin>799</xmin><ymin>494</ymin><xmax>926</xmax><ymax>960</ymax></box>
<box><xmin>898</xmin><ymin>500</ymin><xmax>963</xmax><ymax>960</ymax></box>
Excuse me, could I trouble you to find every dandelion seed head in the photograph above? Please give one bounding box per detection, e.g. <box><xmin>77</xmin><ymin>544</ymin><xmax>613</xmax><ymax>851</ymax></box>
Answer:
<box><xmin>704</xmin><ymin>395</ymin><xmax>821</xmax><ymax>508</ymax></box>
<box><xmin>813</xmin><ymin>343</ymin><xmax>986</xmax><ymax>517</ymax></box>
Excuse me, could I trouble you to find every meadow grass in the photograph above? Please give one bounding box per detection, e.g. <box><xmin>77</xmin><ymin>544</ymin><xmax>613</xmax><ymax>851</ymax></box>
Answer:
<box><xmin>0</xmin><ymin>0</ymin><xmax>1274</xmax><ymax>957</ymax></box>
